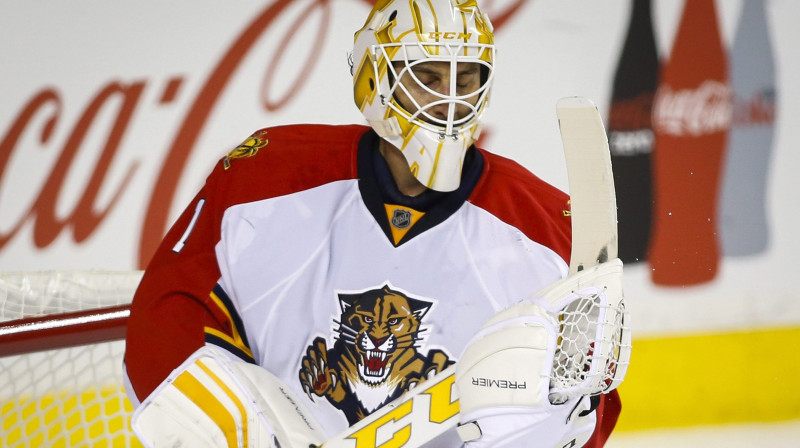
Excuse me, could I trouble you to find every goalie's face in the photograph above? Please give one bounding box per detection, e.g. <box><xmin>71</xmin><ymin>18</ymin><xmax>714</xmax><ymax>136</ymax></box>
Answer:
<box><xmin>390</xmin><ymin>60</ymin><xmax>484</xmax><ymax>130</ymax></box>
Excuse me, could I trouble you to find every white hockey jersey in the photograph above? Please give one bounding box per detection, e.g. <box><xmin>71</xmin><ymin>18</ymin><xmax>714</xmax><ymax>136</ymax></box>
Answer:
<box><xmin>125</xmin><ymin>124</ymin><xmax>619</xmax><ymax>446</ymax></box>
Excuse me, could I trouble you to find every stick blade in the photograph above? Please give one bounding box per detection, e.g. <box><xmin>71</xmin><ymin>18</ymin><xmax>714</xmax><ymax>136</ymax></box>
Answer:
<box><xmin>557</xmin><ymin>97</ymin><xmax>618</xmax><ymax>274</ymax></box>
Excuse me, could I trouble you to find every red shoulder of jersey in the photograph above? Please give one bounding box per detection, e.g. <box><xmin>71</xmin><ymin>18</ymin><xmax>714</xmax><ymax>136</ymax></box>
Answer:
<box><xmin>210</xmin><ymin>123</ymin><xmax>368</xmax><ymax>208</ymax></box>
<box><xmin>469</xmin><ymin>148</ymin><xmax>572</xmax><ymax>263</ymax></box>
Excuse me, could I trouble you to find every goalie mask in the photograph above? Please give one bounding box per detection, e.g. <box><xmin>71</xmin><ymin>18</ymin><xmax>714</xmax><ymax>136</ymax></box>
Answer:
<box><xmin>353</xmin><ymin>0</ymin><xmax>495</xmax><ymax>191</ymax></box>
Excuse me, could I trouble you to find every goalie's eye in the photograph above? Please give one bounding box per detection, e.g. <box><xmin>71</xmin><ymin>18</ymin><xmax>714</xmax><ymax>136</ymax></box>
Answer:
<box><xmin>387</xmin><ymin>318</ymin><xmax>400</xmax><ymax>325</ymax></box>
<box><xmin>363</xmin><ymin>316</ymin><xmax>373</xmax><ymax>323</ymax></box>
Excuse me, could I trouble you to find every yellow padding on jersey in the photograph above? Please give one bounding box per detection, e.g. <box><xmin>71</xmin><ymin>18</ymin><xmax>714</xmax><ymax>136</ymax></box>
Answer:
<box><xmin>208</xmin><ymin>291</ymin><xmax>254</xmax><ymax>359</ymax></box>
<box><xmin>616</xmin><ymin>325</ymin><xmax>800</xmax><ymax>431</ymax></box>
<box><xmin>173</xmin><ymin>367</ymin><xmax>243</xmax><ymax>448</ymax></box>
<box><xmin>196</xmin><ymin>359</ymin><xmax>249</xmax><ymax>447</ymax></box>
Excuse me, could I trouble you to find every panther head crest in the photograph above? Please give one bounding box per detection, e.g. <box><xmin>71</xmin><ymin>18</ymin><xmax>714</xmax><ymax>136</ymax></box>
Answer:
<box><xmin>299</xmin><ymin>284</ymin><xmax>452</xmax><ymax>424</ymax></box>
<box><xmin>338</xmin><ymin>285</ymin><xmax>431</xmax><ymax>384</ymax></box>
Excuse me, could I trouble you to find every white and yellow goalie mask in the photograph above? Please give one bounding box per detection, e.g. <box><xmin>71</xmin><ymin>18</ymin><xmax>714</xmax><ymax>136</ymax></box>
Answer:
<box><xmin>353</xmin><ymin>0</ymin><xmax>495</xmax><ymax>191</ymax></box>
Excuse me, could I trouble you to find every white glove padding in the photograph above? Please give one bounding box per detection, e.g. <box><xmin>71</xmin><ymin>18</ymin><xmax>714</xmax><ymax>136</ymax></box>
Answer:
<box><xmin>132</xmin><ymin>345</ymin><xmax>327</xmax><ymax>448</ymax></box>
<box><xmin>454</xmin><ymin>301</ymin><xmax>594</xmax><ymax>448</ymax></box>
<box><xmin>455</xmin><ymin>260</ymin><xmax>628</xmax><ymax>447</ymax></box>
<box><xmin>456</xmin><ymin>395</ymin><xmax>597</xmax><ymax>448</ymax></box>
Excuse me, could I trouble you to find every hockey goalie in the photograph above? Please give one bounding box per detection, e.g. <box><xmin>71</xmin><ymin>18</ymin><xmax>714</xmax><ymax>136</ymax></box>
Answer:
<box><xmin>123</xmin><ymin>1</ymin><xmax>627</xmax><ymax>447</ymax></box>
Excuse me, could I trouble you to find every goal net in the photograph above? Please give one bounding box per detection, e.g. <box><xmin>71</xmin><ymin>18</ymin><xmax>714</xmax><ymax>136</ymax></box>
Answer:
<box><xmin>0</xmin><ymin>271</ymin><xmax>144</xmax><ymax>447</ymax></box>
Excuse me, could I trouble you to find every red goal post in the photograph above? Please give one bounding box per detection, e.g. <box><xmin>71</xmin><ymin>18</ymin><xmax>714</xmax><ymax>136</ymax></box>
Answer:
<box><xmin>0</xmin><ymin>271</ymin><xmax>144</xmax><ymax>447</ymax></box>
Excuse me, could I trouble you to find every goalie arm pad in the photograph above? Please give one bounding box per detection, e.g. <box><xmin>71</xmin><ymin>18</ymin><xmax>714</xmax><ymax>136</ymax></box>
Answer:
<box><xmin>132</xmin><ymin>346</ymin><xmax>327</xmax><ymax>448</ymax></box>
<box><xmin>454</xmin><ymin>259</ymin><xmax>629</xmax><ymax>448</ymax></box>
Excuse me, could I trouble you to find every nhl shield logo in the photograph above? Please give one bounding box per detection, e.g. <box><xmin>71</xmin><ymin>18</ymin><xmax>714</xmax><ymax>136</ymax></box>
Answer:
<box><xmin>391</xmin><ymin>209</ymin><xmax>412</xmax><ymax>229</ymax></box>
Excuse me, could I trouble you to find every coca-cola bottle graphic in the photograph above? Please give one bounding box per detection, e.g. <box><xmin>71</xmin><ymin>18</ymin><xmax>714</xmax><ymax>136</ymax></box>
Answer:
<box><xmin>720</xmin><ymin>0</ymin><xmax>777</xmax><ymax>256</ymax></box>
<box><xmin>649</xmin><ymin>0</ymin><xmax>731</xmax><ymax>286</ymax></box>
<box><xmin>607</xmin><ymin>0</ymin><xmax>659</xmax><ymax>264</ymax></box>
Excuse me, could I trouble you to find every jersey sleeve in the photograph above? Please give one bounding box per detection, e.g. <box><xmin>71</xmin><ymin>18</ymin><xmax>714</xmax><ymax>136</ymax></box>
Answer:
<box><xmin>584</xmin><ymin>391</ymin><xmax>621</xmax><ymax>447</ymax></box>
<box><xmin>124</xmin><ymin>147</ymin><xmax>257</xmax><ymax>403</ymax></box>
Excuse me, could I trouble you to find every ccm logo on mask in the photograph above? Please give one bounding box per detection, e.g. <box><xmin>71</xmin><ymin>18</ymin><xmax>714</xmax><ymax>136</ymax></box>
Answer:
<box><xmin>428</xmin><ymin>31</ymin><xmax>472</xmax><ymax>40</ymax></box>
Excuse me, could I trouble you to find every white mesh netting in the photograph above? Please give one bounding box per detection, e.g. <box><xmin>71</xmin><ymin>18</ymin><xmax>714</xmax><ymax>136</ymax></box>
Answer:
<box><xmin>549</xmin><ymin>285</ymin><xmax>631</xmax><ymax>405</ymax></box>
<box><xmin>0</xmin><ymin>271</ymin><xmax>142</xmax><ymax>322</ymax></box>
<box><xmin>0</xmin><ymin>271</ymin><xmax>143</xmax><ymax>447</ymax></box>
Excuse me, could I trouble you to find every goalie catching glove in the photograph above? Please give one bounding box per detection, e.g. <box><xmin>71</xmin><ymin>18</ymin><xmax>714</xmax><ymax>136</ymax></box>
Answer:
<box><xmin>455</xmin><ymin>259</ymin><xmax>629</xmax><ymax>448</ymax></box>
<box><xmin>131</xmin><ymin>346</ymin><xmax>327</xmax><ymax>448</ymax></box>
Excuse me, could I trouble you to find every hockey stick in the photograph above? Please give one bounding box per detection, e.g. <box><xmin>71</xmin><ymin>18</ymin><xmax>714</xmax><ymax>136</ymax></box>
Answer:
<box><xmin>318</xmin><ymin>97</ymin><xmax>617</xmax><ymax>448</ymax></box>
<box><xmin>556</xmin><ymin>97</ymin><xmax>618</xmax><ymax>271</ymax></box>
<box><xmin>317</xmin><ymin>363</ymin><xmax>459</xmax><ymax>448</ymax></box>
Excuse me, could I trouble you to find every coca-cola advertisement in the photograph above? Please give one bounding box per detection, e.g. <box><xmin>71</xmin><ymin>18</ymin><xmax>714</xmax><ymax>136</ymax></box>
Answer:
<box><xmin>607</xmin><ymin>0</ymin><xmax>660</xmax><ymax>265</ymax></box>
<box><xmin>649</xmin><ymin>0</ymin><xmax>731</xmax><ymax>287</ymax></box>
<box><xmin>2</xmin><ymin>0</ymin><xmax>800</xmax><ymax>442</ymax></box>
<box><xmin>2</xmin><ymin>0</ymin><xmax>538</xmax><ymax>271</ymax></box>
<box><xmin>720</xmin><ymin>0</ymin><xmax>777</xmax><ymax>257</ymax></box>
<box><xmin>654</xmin><ymin>80</ymin><xmax>732</xmax><ymax>137</ymax></box>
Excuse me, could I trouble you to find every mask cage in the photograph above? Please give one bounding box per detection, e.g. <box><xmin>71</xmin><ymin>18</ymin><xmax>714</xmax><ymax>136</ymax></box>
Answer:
<box><xmin>372</xmin><ymin>42</ymin><xmax>495</xmax><ymax>139</ymax></box>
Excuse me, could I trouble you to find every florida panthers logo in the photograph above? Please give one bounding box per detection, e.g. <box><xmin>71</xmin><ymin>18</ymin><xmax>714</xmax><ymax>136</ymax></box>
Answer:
<box><xmin>223</xmin><ymin>130</ymin><xmax>268</xmax><ymax>170</ymax></box>
<box><xmin>299</xmin><ymin>284</ymin><xmax>452</xmax><ymax>424</ymax></box>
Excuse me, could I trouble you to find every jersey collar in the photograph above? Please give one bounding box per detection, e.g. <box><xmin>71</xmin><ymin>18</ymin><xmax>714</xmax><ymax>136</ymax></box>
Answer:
<box><xmin>357</xmin><ymin>130</ymin><xmax>484</xmax><ymax>246</ymax></box>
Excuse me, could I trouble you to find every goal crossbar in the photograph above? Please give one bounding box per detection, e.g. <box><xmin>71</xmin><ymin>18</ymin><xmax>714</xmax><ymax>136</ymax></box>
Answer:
<box><xmin>0</xmin><ymin>304</ymin><xmax>130</xmax><ymax>357</ymax></box>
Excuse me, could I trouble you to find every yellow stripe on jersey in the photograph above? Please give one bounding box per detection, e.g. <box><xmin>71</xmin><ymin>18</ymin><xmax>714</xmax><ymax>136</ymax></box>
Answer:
<box><xmin>208</xmin><ymin>290</ymin><xmax>254</xmax><ymax>359</ymax></box>
<box><xmin>205</xmin><ymin>326</ymin><xmax>255</xmax><ymax>360</ymax></box>
<box><xmin>172</xmin><ymin>370</ymin><xmax>242</xmax><ymax>448</ymax></box>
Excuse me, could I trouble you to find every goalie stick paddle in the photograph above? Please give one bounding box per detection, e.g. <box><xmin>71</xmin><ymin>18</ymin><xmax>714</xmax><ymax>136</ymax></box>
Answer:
<box><xmin>317</xmin><ymin>97</ymin><xmax>617</xmax><ymax>448</ymax></box>
<box><xmin>556</xmin><ymin>96</ymin><xmax>619</xmax><ymax>273</ymax></box>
